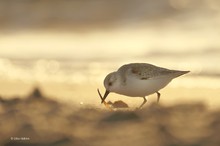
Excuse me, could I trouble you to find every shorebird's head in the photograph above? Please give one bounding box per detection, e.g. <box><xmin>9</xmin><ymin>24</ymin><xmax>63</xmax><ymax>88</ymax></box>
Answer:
<box><xmin>102</xmin><ymin>72</ymin><xmax>118</xmax><ymax>103</ymax></box>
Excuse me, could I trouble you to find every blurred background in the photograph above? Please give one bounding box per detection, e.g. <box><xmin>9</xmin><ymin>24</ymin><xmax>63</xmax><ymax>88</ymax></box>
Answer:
<box><xmin>0</xmin><ymin>0</ymin><xmax>220</xmax><ymax>108</ymax></box>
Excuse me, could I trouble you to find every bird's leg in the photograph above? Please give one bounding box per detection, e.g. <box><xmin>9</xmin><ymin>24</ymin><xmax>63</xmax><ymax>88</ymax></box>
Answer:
<box><xmin>138</xmin><ymin>97</ymin><xmax>147</xmax><ymax>109</ymax></box>
<box><xmin>156</xmin><ymin>91</ymin><xmax>161</xmax><ymax>103</ymax></box>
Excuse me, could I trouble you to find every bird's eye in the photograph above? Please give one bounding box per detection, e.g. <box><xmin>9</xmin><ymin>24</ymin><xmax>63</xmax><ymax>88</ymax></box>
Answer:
<box><xmin>108</xmin><ymin>82</ymin><xmax>112</xmax><ymax>86</ymax></box>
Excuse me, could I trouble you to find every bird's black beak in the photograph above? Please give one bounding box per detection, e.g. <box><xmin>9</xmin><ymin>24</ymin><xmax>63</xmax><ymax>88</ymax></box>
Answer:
<box><xmin>101</xmin><ymin>90</ymin><xmax>110</xmax><ymax>103</ymax></box>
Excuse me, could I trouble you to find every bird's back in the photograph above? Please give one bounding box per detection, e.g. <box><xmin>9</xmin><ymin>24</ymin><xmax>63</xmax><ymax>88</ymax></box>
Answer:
<box><xmin>117</xmin><ymin>63</ymin><xmax>189</xmax><ymax>84</ymax></box>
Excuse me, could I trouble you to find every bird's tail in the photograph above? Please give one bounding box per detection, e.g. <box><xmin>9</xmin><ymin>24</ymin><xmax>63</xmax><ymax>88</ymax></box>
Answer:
<box><xmin>172</xmin><ymin>70</ymin><xmax>190</xmax><ymax>78</ymax></box>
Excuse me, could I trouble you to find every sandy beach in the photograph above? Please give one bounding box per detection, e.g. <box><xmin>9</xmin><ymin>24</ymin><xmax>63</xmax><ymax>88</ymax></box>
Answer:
<box><xmin>0</xmin><ymin>82</ymin><xmax>220</xmax><ymax>146</ymax></box>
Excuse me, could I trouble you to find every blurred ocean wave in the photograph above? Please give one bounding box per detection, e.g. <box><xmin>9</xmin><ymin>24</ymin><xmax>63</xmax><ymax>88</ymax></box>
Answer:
<box><xmin>0</xmin><ymin>0</ymin><xmax>219</xmax><ymax>89</ymax></box>
<box><xmin>0</xmin><ymin>55</ymin><xmax>219</xmax><ymax>89</ymax></box>
<box><xmin>0</xmin><ymin>0</ymin><xmax>220</xmax><ymax>30</ymax></box>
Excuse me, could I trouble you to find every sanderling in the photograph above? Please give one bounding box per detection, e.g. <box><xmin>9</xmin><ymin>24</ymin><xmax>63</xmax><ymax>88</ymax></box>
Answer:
<box><xmin>98</xmin><ymin>63</ymin><xmax>189</xmax><ymax>108</ymax></box>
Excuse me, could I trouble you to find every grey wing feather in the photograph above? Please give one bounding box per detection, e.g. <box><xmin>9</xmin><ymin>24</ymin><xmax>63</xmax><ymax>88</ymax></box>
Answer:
<box><xmin>118</xmin><ymin>63</ymin><xmax>183</xmax><ymax>82</ymax></box>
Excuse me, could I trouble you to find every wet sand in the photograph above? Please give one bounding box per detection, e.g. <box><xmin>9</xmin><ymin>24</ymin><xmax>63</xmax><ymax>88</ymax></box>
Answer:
<box><xmin>0</xmin><ymin>87</ymin><xmax>220</xmax><ymax>146</ymax></box>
